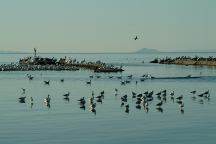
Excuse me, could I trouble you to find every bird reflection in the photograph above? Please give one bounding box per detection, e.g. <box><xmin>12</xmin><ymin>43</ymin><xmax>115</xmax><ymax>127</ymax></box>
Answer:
<box><xmin>90</xmin><ymin>108</ymin><xmax>96</xmax><ymax>115</ymax></box>
<box><xmin>80</xmin><ymin>105</ymin><xmax>86</xmax><ymax>110</ymax></box>
<box><xmin>46</xmin><ymin>103</ymin><xmax>51</xmax><ymax>108</ymax></box>
<box><xmin>180</xmin><ymin>108</ymin><xmax>184</xmax><ymax>114</ymax></box>
<box><xmin>156</xmin><ymin>107</ymin><xmax>163</xmax><ymax>113</ymax></box>
<box><xmin>63</xmin><ymin>97</ymin><xmax>70</xmax><ymax>102</ymax></box>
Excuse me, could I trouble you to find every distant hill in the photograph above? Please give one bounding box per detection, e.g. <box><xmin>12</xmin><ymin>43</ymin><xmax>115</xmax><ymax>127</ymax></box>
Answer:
<box><xmin>135</xmin><ymin>48</ymin><xmax>160</xmax><ymax>53</ymax></box>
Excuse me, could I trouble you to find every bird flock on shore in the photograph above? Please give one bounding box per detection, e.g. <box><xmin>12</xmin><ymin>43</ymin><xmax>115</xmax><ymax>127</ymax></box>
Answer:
<box><xmin>18</xmin><ymin>73</ymin><xmax>211</xmax><ymax>115</ymax></box>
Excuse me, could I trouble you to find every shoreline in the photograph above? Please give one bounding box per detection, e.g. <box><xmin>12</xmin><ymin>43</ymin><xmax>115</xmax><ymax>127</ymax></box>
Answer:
<box><xmin>150</xmin><ymin>56</ymin><xmax>216</xmax><ymax>66</ymax></box>
<box><xmin>0</xmin><ymin>56</ymin><xmax>124</xmax><ymax>72</ymax></box>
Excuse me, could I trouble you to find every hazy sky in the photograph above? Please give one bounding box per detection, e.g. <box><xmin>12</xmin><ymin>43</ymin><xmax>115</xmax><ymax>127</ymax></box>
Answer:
<box><xmin>0</xmin><ymin>0</ymin><xmax>215</xmax><ymax>53</ymax></box>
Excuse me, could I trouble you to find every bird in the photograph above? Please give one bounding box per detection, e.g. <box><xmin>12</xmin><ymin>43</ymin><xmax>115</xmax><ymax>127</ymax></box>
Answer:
<box><xmin>30</xmin><ymin>97</ymin><xmax>33</xmax><ymax>103</ymax></box>
<box><xmin>28</xmin><ymin>75</ymin><xmax>34</xmax><ymax>80</ymax></box>
<box><xmin>134</xmin><ymin>36</ymin><xmax>138</xmax><ymax>40</ymax></box>
<box><xmin>170</xmin><ymin>91</ymin><xmax>174</xmax><ymax>96</ymax></box>
<box><xmin>86</xmin><ymin>80</ymin><xmax>91</xmax><ymax>85</ymax></box>
<box><xmin>21</xmin><ymin>88</ymin><xmax>26</xmax><ymax>94</ymax></box>
<box><xmin>156</xmin><ymin>101</ymin><xmax>163</xmax><ymax>107</ymax></box>
<box><xmin>44</xmin><ymin>94</ymin><xmax>51</xmax><ymax>103</ymax></box>
<box><xmin>18</xmin><ymin>96</ymin><xmax>26</xmax><ymax>103</ymax></box>
<box><xmin>60</xmin><ymin>78</ymin><xmax>64</xmax><ymax>82</ymax></box>
<box><xmin>176</xmin><ymin>95</ymin><xmax>183</xmax><ymax>101</ymax></box>
<box><xmin>190</xmin><ymin>90</ymin><xmax>196</xmax><ymax>94</ymax></box>
<box><xmin>44</xmin><ymin>80</ymin><xmax>50</xmax><ymax>85</ymax></box>
<box><xmin>63</xmin><ymin>92</ymin><xmax>70</xmax><ymax>97</ymax></box>
<box><xmin>125</xmin><ymin>104</ymin><xmax>129</xmax><ymax>109</ymax></box>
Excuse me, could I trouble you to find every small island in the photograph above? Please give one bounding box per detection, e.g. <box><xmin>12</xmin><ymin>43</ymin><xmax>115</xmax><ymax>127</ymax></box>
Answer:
<box><xmin>150</xmin><ymin>56</ymin><xmax>216</xmax><ymax>66</ymax></box>
<box><xmin>0</xmin><ymin>49</ymin><xmax>124</xmax><ymax>72</ymax></box>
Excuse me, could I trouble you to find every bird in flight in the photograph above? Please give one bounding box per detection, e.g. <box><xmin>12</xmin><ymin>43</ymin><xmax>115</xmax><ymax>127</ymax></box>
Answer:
<box><xmin>134</xmin><ymin>36</ymin><xmax>138</xmax><ymax>40</ymax></box>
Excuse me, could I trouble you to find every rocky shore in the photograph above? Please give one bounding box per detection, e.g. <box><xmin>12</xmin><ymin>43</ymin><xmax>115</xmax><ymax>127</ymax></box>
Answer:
<box><xmin>150</xmin><ymin>56</ymin><xmax>216</xmax><ymax>66</ymax></box>
<box><xmin>0</xmin><ymin>56</ymin><xmax>124</xmax><ymax>72</ymax></box>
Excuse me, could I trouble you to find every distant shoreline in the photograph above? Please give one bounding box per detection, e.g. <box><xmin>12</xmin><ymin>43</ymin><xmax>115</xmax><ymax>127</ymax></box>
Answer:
<box><xmin>1</xmin><ymin>51</ymin><xmax>216</xmax><ymax>54</ymax></box>
<box><xmin>150</xmin><ymin>56</ymin><xmax>216</xmax><ymax>66</ymax></box>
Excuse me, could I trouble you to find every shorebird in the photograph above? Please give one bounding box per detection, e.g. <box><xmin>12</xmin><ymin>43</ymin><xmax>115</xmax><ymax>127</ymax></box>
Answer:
<box><xmin>44</xmin><ymin>80</ymin><xmax>50</xmax><ymax>85</ymax></box>
<box><xmin>134</xmin><ymin>36</ymin><xmax>138</xmax><ymax>40</ymax></box>
<box><xmin>86</xmin><ymin>80</ymin><xmax>91</xmax><ymax>85</ymax></box>
<box><xmin>78</xmin><ymin>97</ymin><xmax>85</xmax><ymax>102</ymax></box>
<box><xmin>136</xmin><ymin>104</ymin><xmax>141</xmax><ymax>109</ymax></box>
<box><xmin>30</xmin><ymin>97</ymin><xmax>33</xmax><ymax>103</ymax></box>
<box><xmin>90</xmin><ymin>103</ymin><xmax>96</xmax><ymax>109</ymax></box>
<box><xmin>190</xmin><ymin>90</ymin><xmax>196</xmax><ymax>94</ymax></box>
<box><xmin>204</xmin><ymin>90</ymin><xmax>209</xmax><ymax>95</ymax></box>
<box><xmin>44</xmin><ymin>94</ymin><xmax>51</xmax><ymax>103</ymax></box>
<box><xmin>198</xmin><ymin>93</ymin><xmax>204</xmax><ymax>97</ymax></box>
<box><xmin>156</xmin><ymin>107</ymin><xmax>163</xmax><ymax>113</ymax></box>
<box><xmin>100</xmin><ymin>90</ymin><xmax>104</xmax><ymax>95</ymax></box>
<box><xmin>63</xmin><ymin>92</ymin><xmax>70</xmax><ymax>97</ymax></box>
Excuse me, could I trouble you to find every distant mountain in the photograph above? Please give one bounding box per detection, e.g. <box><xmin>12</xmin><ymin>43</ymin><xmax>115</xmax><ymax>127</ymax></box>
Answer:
<box><xmin>135</xmin><ymin>48</ymin><xmax>160</xmax><ymax>53</ymax></box>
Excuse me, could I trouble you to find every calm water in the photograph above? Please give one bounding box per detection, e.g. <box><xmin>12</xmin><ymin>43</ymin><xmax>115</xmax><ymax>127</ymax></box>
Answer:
<box><xmin>0</xmin><ymin>52</ymin><xmax>216</xmax><ymax>144</ymax></box>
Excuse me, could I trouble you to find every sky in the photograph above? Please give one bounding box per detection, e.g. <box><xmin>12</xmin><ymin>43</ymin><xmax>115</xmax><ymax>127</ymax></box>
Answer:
<box><xmin>0</xmin><ymin>0</ymin><xmax>215</xmax><ymax>53</ymax></box>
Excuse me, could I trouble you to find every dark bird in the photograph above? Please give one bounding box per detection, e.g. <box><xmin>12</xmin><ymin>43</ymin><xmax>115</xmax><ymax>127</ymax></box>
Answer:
<box><xmin>28</xmin><ymin>75</ymin><xmax>34</xmax><ymax>80</ymax></box>
<box><xmin>44</xmin><ymin>80</ymin><xmax>50</xmax><ymax>85</ymax></box>
<box><xmin>176</xmin><ymin>95</ymin><xmax>183</xmax><ymax>101</ymax></box>
<box><xmin>63</xmin><ymin>92</ymin><xmax>70</xmax><ymax>97</ymax></box>
<box><xmin>19</xmin><ymin>96</ymin><xmax>26</xmax><ymax>103</ymax></box>
<box><xmin>190</xmin><ymin>90</ymin><xmax>196</xmax><ymax>94</ymax></box>
<box><xmin>156</xmin><ymin>101</ymin><xmax>163</xmax><ymax>107</ymax></box>
<box><xmin>134</xmin><ymin>36</ymin><xmax>138</xmax><ymax>40</ymax></box>
<box><xmin>170</xmin><ymin>91</ymin><xmax>174</xmax><ymax>96</ymax></box>
<box><xmin>86</xmin><ymin>80</ymin><xmax>91</xmax><ymax>85</ymax></box>
<box><xmin>60</xmin><ymin>79</ymin><xmax>64</xmax><ymax>82</ymax></box>
<box><xmin>44</xmin><ymin>94</ymin><xmax>51</xmax><ymax>103</ymax></box>
<box><xmin>156</xmin><ymin>107</ymin><xmax>163</xmax><ymax>113</ymax></box>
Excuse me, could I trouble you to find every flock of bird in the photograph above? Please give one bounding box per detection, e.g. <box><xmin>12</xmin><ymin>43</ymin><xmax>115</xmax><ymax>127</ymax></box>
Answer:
<box><xmin>19</xmin><ymin>73</ymin><xmax>211</xmax><ymax>115</ymax></box>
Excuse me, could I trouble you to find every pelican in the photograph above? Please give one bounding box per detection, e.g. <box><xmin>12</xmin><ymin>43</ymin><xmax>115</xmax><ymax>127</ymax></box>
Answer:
<box><xmin>190</xmin><ymin>90</ymin><xmax>196</xmax><ymax>94</ymax></box>
<box><xmin>19</xmin><ymin>96</ymin><xmax>26</xmax><ymax>103</ymax></box>
<box><xmin>170</xmin><ymin>91</ymin><xmax>174</xmax><ymax>96</ymax></box>
<box><xmin>28</xmin><ymin>75</ymin><xmax>34</xmax><ymax>80</ymax></box>
<box><xmin>176</xmin><ymin>95</ymin><xmax>183</xmax><ymax>100</ymax></box>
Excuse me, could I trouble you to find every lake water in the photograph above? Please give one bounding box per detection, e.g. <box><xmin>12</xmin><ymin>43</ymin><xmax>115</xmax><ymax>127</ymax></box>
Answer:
<box><xmin>0</xmin><ymin>52</ymin><xmax>216</xmax><ymax>144</ymax></box>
